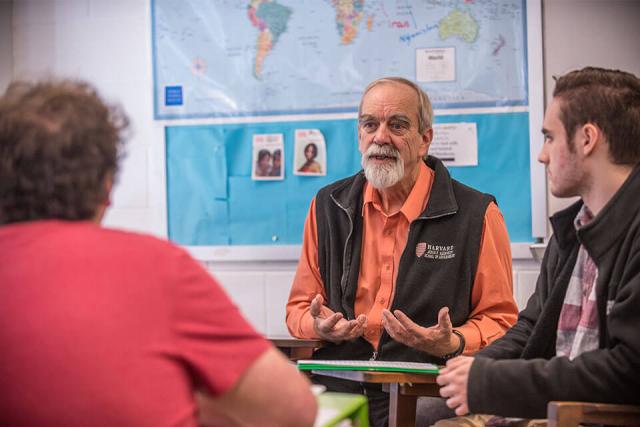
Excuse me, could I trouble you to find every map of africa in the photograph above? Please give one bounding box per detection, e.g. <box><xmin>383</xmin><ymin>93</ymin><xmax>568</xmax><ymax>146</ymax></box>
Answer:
<box><xmin>153</xmin><ymin>0</ymin><xmax>528</xmax><ymax>118</ymax></box>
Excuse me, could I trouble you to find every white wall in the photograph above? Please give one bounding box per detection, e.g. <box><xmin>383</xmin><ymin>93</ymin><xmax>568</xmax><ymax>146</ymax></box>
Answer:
<box><xmin>9</xmin><ymin>0</ymin><xmax>639</xmax><ymax>335</ymax></box>
<box><xmin>11</xmin><ymin>0</ymin><xmax>166</xmax><ymax>237</ymax></box>
<box><xmin>0</xmin><ymin>1</ymin><xmax>13</xmax><ymax>92</ymax></box>
<box><xmin>542</xmin><ymin>0</ymin><xmax>640</xmax><ymax>217</ymax></box>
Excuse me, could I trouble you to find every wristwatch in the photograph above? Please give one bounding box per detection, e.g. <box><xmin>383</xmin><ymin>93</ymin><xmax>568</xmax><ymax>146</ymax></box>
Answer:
<box><xmin>442</xmin><ymin>330</ymin><xmax>465</xmax><ymax>360</ymax></box>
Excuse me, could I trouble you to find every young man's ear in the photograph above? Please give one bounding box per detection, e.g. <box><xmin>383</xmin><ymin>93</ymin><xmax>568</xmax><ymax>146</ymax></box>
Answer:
<box><xmin>579</xmin><ymin>123</ymin><xmax>602</xmax><ymax>156</ymax></box>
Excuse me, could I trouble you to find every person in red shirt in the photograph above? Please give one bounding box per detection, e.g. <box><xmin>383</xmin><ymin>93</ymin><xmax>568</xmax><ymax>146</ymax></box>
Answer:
<box><xmin>0</xmin><ymin>80</ymin><xmax>316</xmax><ymax>427</ymax></box>
<box><xmin>286</xmin><ymin>77</ymin><xmax>518</xmax><ymax>426</ymax></box>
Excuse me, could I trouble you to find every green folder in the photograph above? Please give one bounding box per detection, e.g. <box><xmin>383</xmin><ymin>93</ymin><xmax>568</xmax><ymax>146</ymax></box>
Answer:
<box><xmin>317</xmin><ymin>392</ymin><xmax>369</xmax><ymax>427</ymax></box>
<box><xmin>297</xmin><ymin>359</ymin><xmax>439</xmax><ymax>374</ymax></box>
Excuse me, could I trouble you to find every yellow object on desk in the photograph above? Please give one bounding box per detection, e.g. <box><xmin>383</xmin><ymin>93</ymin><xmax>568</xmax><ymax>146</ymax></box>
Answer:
<box><xmin>315</xmin><ymin>392</ymin><xmax>369</xmax><ymax>427</ymax></box>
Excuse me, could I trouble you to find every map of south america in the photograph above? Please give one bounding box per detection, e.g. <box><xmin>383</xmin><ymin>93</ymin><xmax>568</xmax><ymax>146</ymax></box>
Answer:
<box><xmin>248</xmin><ymin>0</ymin><xmax>292</xmax><ymax>78</ymax></box>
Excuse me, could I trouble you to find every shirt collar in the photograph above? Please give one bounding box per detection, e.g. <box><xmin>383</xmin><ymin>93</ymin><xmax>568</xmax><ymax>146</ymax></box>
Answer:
<box><xmin>363</xmin><ymin>161</ymin><xmax>434</xmax><ymax>222</ymax></box>
<box><xmin>574</xmin><ymin>204</ymin><xmax>594</xmax><ymax>230</ymax></box>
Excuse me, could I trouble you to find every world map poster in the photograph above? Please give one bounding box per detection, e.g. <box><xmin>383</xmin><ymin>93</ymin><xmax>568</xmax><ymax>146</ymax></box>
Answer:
<box><xmin>152</xmin><ymin>0</ymin><xmax>528</xmax><ymax>118</ymax></box>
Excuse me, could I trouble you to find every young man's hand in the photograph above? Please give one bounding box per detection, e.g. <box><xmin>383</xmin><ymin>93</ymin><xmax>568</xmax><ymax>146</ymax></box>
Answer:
<box><xmin>437</xmin><ymin>355</ymin><xmax>474</xmax><ymax>416</ymax></box>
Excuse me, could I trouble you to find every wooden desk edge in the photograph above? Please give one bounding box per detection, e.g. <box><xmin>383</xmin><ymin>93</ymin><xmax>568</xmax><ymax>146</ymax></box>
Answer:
<box><xmin>311</xmin><ymin>369</ymin><xmax>438</xmax><ymax>384</ymax></box>
<box><xmin>268</xmin><ymin>338</ymin><xmax>324</xmax><ymax>348</ymax></box>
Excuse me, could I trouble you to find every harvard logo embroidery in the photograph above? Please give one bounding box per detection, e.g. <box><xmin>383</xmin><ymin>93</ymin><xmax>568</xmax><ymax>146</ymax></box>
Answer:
<box><xmin>415</xmin><ymin>242</ymin><xmax>456</xmax><ymax>260</ymax></box>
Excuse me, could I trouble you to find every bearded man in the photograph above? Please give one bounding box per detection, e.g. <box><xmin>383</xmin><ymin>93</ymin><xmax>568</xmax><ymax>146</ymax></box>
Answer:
<box><xmin>286</xmin><ymin>77</ymin><xmax>519</xmax><ymax>427</ymax></box>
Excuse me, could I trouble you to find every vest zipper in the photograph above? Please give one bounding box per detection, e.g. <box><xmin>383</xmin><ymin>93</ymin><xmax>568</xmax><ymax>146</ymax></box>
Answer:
<box><xmin>370</xmin><ymin>351</ymin><xmax>378</xmax><ymax>360</ymax></box>
<box><xmin>331</xmin><ymin>194</ymin><xmax>354</xmax><ymax>296</ymax></box>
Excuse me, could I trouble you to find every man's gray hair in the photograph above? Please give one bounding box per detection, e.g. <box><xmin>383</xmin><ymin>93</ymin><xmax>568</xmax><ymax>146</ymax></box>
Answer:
<box><xmin>358</xmin><ymin>77</ymin><xmax>434</xmax><ymax>134</ymax></box>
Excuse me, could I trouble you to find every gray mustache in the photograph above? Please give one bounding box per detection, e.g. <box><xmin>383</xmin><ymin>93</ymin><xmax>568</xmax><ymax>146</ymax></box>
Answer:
<box><xmin>365</xmin><ymin>144</ymin><xmax>400</xmax><ymax>159</ymax></box>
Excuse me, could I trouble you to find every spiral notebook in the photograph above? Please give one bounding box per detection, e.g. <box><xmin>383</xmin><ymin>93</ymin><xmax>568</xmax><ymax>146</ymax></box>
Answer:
<box><xmin>297</xmin><ymin>359</ymin><xmax>439</xmax><ymax>374</ymax></box>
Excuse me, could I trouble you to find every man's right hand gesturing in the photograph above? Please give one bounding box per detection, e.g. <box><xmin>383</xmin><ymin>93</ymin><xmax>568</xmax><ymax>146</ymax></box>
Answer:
<box><xmin>310</xmin><ymin>294</ymin><xmax>367</xmax><ymax>344</ymax></box>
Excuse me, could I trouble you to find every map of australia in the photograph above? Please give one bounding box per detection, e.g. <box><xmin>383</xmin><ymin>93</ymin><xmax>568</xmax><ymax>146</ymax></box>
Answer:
<box><xmin>153</xmin><ymin>0</ymin><xmax>529</xmax><ymax>118</ymax></box>
<box><xmin>439</xmin><ymin>8</ymin><xmax>479</xmax><ymax>43</ymax></box>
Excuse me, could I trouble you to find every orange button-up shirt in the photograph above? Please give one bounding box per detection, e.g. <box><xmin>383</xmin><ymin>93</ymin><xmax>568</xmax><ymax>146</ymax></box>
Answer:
<box><xmin>286</xmin><ymin>162</ymin><xmax>518</xmax><ymax>353</ymax></box>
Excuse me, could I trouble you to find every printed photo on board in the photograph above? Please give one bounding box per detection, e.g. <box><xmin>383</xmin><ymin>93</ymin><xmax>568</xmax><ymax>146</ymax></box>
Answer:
<box><xmin>252</xmin><ymin>133</ymin><xmax>284</xmax><ymax>180</ymax></box>
<box><xmin>294</xmin><ymin>129</ymin><xmax>326</xmax><ymax>176</ymax></box>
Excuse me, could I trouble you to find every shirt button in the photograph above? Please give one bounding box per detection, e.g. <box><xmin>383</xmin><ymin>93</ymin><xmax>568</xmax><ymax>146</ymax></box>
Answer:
<box><xmin>386</xmin><ymin>264</ymin><xmax>391</xmax><ymax>271</ymax></box>
<box><xmin>379</xmin><ymin>298</ymin><xmax>385</xmax><ymax>304</ymax></box>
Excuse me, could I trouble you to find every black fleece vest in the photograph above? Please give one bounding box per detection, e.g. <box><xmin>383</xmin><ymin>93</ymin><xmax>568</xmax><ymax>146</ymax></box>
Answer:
<box><xmin>313</xmin><ymin>156</ymin><xmax>495</xmax><ymax>364</ymax></box>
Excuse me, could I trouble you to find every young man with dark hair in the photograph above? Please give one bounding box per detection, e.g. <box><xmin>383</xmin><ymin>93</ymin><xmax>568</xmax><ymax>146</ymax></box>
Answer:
<box><xmin>436</xmin><ymin>67</ymin><xmax>640</xmax><ymax>425</ymax></box>
<box><xmin>0</xmin><ymin>80</ymin><xmax>317</xmax><ymax>427</ymax></box>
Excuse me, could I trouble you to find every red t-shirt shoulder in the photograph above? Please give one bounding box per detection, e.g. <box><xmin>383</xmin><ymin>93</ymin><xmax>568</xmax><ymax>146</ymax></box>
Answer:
<box><xmin>0</xmin><ymin>220</ymin><xmax>269</xmax><ymax>426</ymax></box>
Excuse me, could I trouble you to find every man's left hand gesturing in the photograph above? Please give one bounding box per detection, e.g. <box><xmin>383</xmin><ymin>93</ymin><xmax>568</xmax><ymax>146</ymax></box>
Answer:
<box><xmin>381</xmin><ymin>306</ymin><xmax>461</xmax><ymax>357</ymax></box>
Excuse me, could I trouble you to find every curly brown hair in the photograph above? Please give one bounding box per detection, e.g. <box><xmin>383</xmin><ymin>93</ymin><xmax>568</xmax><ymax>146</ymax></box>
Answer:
<box><xmin>553</xmin><ymin>67</ymin><xmax>640</xmax><ymax>165</ymax></box>
<box><xmin>0</xmin><ymin>79</ymin><xmax>129</xmax><ymax>225</ymax></box>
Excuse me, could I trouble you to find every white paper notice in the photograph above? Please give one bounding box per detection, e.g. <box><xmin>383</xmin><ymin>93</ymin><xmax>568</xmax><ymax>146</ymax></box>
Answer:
<box><xmin>431</xmin><ymin>123</ymin><xmax>478</xmax><ymax>167</ymax></box>
<box><xmin>416</xmin><ymin>47</ymin><xmax>455</xmax><ymax>82</ymax></box>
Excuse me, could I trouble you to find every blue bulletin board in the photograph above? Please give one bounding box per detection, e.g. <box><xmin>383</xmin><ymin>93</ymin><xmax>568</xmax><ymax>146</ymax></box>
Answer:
<box><xmin>166</xmin><ymin>112</ymin><xmax>532</xmax><ymax>245</ymax></box>
<box><xmin>156</xmin><ymin>0</ymin><xmax>546</xmax><ymax>256</ymax></box>
<box><xmin>166</xmin><ymin>119</ymin><xmax>360</xmax><ymax>246</ymax></box>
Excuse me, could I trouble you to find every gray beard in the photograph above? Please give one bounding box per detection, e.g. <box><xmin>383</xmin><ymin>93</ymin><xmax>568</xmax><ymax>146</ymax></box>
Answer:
<box><xmin>361</xmin><ymin>144</ymin><xmax>404</xmax><ymax>189</ymax></box>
